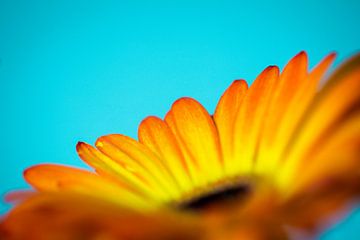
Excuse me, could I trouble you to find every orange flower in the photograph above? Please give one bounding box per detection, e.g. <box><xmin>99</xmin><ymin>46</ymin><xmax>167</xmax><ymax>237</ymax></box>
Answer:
<box><xmin>1</xmin><ymin>52</ymin><xmax>360</xmax><ymax>240</ymax></box>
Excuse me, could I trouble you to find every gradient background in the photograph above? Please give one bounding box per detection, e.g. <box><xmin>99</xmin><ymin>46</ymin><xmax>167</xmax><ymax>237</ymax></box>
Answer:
<box><xmin>1</xmin><ymin>0</ymin><xmax>360</xmax><ymax>238</ymax></box>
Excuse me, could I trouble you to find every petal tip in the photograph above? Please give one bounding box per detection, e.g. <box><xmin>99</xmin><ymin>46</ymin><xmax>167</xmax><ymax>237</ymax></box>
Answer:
<box><xmin>169</xmin><ymin>97</ymin><xmax>200</xmax><ymax>112</ymax></box>
<box><xmin>23</xmin><ymin>164</ymin><xmax>49</xmax><ymax>183</ymax></box>
<box><xmin>298</xmin><ymin>50</ymin><xmax>307</xmax><ymax>57</ymax></box>
<box><xmin>231</xmin><ymin>79</ymin><xmax>249</xmax><ymax>88</ymax></box>
<box><xmin>95</xmin><ymin>138</ymin><xmax>105</xmax><ymax>148</ymax></box>
<box><xmin>265</xmin><ymin>65</ymin><xmax>280</xmax><ymax>74</ymax></box>
<box><xmin>76</xmin><ymin>141</ymin><xmax>94</xmax><ymax>156</ymax></box>
<box><xmin>140</xmin><ymin>116</ymin><xmax>161</xmax><ymax>125</ymax></box>
<box><xmin>76</xmin><ymin>141</ymin><xmax>85</xmax><ymax>151</ymax></box>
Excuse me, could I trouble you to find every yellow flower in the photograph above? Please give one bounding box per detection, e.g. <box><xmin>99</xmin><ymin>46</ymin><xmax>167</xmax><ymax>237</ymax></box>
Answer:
<box><xmin>1</xmin><ymin>52</ymin><xmax>360</xmax><ymax>240</ymax></box>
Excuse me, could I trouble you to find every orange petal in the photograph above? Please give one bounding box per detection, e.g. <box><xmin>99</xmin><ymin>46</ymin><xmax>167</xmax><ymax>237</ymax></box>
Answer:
<box><xmin>255</xmin><ymin>52</ymin><xmax>308</xmax><ymax>175</ymax></box>
<box><xmin>165</xmin><ymin>98</ymin><xmax>223</xmax><ymax>187</ymax></box>
<box><xmin>0</xmin><ymin>192</ymin><xmax>202</xmax><ymax>240</ymax></box>
<box><xmin>309</xmin><ymin>52</ymin><xmax>337</xmax><ymax>89</ymax></box>
<box><xmin>96</xmin><ymin>134</ymin><xmax>180</xmax><ymax>200</ymax></box>
<box><xmin>278</xmin><ymin>53</ymin><xmax>360</xmax><ymax>190</ymax></box>
<box><xmin>231</xmin><ymin>66</ymin><xmax>279</xmax><ymax>175</ymax></box>
<box><xmin>288</xmin><ymin>111</ymin><xmax>360</xmax><ymax>196</ymax></box>
<box><xmin>138</xmin><ymin>116</ymin><xmax>193</xmax><ymax>194</ymax></box>
<box><xmin>77</xmin><ymin>142</ymin><xmax>160</xmax><ymax>201</ymax></box>
<box><xmin>24</xmin><ymin>164</ymin><xmax>151</xmax><ymax>209</ymax></box>
<box><xmin>214</xmin><ymin>80</ymin><xmax>248</xmax><ymax>176</ymax></box>
<box><xmin>274</xmin><ymin>54</ymin><xmax>336</xmax><ymax>152</ymax></box>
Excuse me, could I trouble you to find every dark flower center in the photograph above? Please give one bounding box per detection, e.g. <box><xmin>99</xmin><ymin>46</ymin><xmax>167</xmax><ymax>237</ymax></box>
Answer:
<box><xmin>178</xmin><ymin>183</ymin><xmax>251</xmax><ymax>211</ymax></box>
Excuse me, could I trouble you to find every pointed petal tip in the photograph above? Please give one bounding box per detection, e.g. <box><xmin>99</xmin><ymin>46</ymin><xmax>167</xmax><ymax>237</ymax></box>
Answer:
<box><xmin>76</xmin><ymin>141</ymin><xmax>86</xmax><ymax>151</ymax></box>
<box><xmin>297</xmin><ymin>50</ymin><xmax>307</xmax><ymax>57</ymax></box>
<box><xmin>23</xmin><ymin>164</ymin><xmax>44</xmax><ymax>176</ymax></box>
<box><xmin>23</xmin><ymin>164</ymin><xmax>54</xmax><ymax>183</ymax></box>
<box><xmin>23</xmin><ymin>166</ymin><xmax>32</xmax><ymax>177</ymax></box>
<box><xmin>230</xmin><ymin>79</ymin><xmax>249</xmax><ymax>88</ymax></box>
<box><xmin>76</xmin><ymin>141</ymin><xmax>96</xmax><ymax>157</ymax></box>
<box><xmin>295</xmin><ymin>51</ymin><xmax>308</xmax><ymax>61</ymax></box>
<box><xmin>264</xmin><ymin>65</ymin><xmax>280</xmax><ymax>74</ymax></box>
<box><xmin>324</xmin><ymin>52</ymin><xmax>337</xmax><ymax>63</ymax></box>
<box><xmin>328</xmin><ymin>51</ymin><xmax>337</xmax><ymax>58</ymax></box>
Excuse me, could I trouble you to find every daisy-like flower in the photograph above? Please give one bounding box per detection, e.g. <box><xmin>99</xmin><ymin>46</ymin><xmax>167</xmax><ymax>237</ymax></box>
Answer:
<box><xmin>1</xmin><ymin>52</ymin><xmax>360</xmax><ymax>240</ymax></box>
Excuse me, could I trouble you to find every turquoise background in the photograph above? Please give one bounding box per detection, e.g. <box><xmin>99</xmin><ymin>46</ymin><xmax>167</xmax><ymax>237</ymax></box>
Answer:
<box><xmin>0</xmin><ymin>0</ymin><xmax>359</xmax><ymax>238</ymax></box>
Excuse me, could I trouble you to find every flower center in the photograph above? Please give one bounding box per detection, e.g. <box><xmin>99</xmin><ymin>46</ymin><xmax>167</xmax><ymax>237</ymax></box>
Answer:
<box><xmin>178</xmin><ymin>183</ymin><xmax>251</xmax><ymax>211</ymax></box>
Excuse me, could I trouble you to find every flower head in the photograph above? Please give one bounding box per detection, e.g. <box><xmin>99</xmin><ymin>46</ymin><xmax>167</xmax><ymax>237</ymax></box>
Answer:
<box><xmin>1</xmin><ymin>52</ymin><xmax>360</xmax><ymax>240</ymax></box>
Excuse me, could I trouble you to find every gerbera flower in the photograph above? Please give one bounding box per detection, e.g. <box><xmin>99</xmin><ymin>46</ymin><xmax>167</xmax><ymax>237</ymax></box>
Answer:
<box><xmin>1</xmin><ymin>52</ymin><xmax>359</xmax><ymax>240</ymax></box>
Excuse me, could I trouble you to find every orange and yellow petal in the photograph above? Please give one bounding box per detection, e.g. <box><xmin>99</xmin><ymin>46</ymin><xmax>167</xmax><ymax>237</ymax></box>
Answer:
<box><xmin>0</xmin><ymin>192</ymin><xmax>203</xmax><ymax>240</ymax></box>
<box><xmin>231</xmin><ymin>66</ymin><xmax>279</xmax><ymax>176</ymax></box>
<box><xmin>214</xmin><ymin>80</ymin><xmax>248</xmax><ymax>176</ymax></box>
<box><xmin>24</xmin><ymin>164</ymin><xmax>152</xmax><ymax>209</ymax></box>
<box><xmin>165</xmin><ymin>97</ymin><xmax>223</xmax><ymax>187</ymax></box>
<box><xmin>138</xmin><ymin>116</ymin><xmax>193</xmax><ymax>194</ymax></box>
<box><xmin>278</xmin><ymin>53</ymin><xmax>360</xmax><ymax>192</ymax></box>
<box><xmin>95</xmin><ymin>134</ymin><xmax>181</xmax><ymax>200</ymax></box>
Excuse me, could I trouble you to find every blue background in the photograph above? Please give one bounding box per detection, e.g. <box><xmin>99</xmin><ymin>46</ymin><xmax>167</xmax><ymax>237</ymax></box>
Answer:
<box><xmin>0</xmin><ymin>0</ymin><xmax>359</xmax><ymax>238</ymax></box>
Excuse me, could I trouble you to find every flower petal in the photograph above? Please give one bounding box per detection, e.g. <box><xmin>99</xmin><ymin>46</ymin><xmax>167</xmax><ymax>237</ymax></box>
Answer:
<box><xmin>165</xmin><ymin>98</ymin><xmax>223</xmax><ymax>187</ymax></box>
<box><xmin>278</xmin><ymin>53</ymin><xmax>360</xmax><ymax>190</ymax></box>
<box><xmin>214</xmin><ymin>80</ymin><xmax>248</xmax><ymax>176</ymax></box>
<box><xmin>138</xmin><ymin>116</ymin><xmax>193</xmax><ymax>194</ymax></box>
<box><xmin>232</xmin><ymin>66</ymin><xmax>279</xmax><ymax>175</ymax></box>
<box><xmin>77</xmin><ymin>142</ymin><xmax>162</xmax><ymax>202</ymax></box>
<box><xmin>256</xmin><ymin>53</ymin><xmax>336</xmax><ymax>176</ymax></box>
<box><xmin>96</xmin><ymin>134</ymin><xmax>181</xmax><ymax>200</ymax></box>
<box><xmin>24</xmin><ymin>164</ymin><xmax>151</xmax><ymax>209</ymax></box>
<box><xmin>0</xmin><ymin>192</ymin><xmax>202</xmax><ymax>240</ymax></box>
<box><xmin>255</xmin><ymin>52</ymin><xmax>308</xmax><ymax>175</ymax></box>
<box><xmin>288</xmin><ymin>111</ymin><xmax>360</xmax><ymax>196</ymax></box>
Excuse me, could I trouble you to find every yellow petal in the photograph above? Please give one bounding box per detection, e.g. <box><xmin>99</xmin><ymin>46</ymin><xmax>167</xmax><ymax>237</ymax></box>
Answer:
<box><xmin>256</xmin><ymin>53</ymin><xmax>336</xmax><ymax>176</ymax></box>
<box><xmin>232</xmin><ymin>66</ymin><xmax>279</xmax><ymax>175</ymax></box>
<box><xmin>165</xmin><ymin>97</ymin><xmax>223</xmax><ymax>187</ymax></box>
<box><xmin>77</xmin><ymin>142</ymin><xmax>161</xmax><ymax>201</ymax></box>
<box><xmin>96</xmin><ymin>134</ymin><xmax>180</xmax><ymax>200</ymax></box>
<box><xmin>255</xmin><ymin>52</ymin><xmax>308</xmax><ymax>175</ymax></box>
<box><xmin>24</xmin><ymin>164</ymin><xmax>151</xmax><ymax>209</ymax></box>
<box><xmin>138</xmin><ymin>116</ymin><xmax>193</xmax><ymax>194</ymax></box>
<box><xmin>214</xmin><ymin>80</ymin><xmax>248</xmax><ymax>176</ymax></box>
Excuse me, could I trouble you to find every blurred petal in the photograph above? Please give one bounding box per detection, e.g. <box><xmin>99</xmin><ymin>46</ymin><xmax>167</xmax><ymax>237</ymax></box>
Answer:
<box><xmin>0</xmin><ymin>192</ymin><xmax>203</xmax><ymax>240</ymax></box>
<box><xmin>24</xmin><ymin>164</ymin><xmax>151</xmax><ymax>209</ymax></box>
<box><xmin>278</xmin><ymin>53</ymin><xmax>360</xmax><ymax>190</ymax></box>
